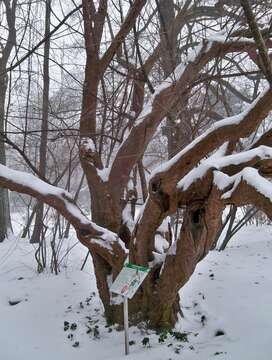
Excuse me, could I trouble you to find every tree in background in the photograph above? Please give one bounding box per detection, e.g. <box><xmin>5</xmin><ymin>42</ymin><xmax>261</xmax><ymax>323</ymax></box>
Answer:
<box><xmin>30</xmin><ymin>0</ymin><xmax>51</xmax><ymax>247</ymax></box>
<box><xmin>0</xmin><ymin>0</ymin><xmax>16</xmax><ymax>241</ymax></box>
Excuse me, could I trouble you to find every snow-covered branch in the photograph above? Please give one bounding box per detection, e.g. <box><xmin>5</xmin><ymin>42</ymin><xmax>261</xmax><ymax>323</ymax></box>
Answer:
<box><xmin>214</xmin><ymin>167</ymin><xmax>272</xmax><ymax>221</ymax></box>
<box><xmin>0</xmin><ymin>164</ymin><xmax>127</xmax><ymax>268</ymax></box>
<box><xmin>109</xmin><ymin>36</ymin><xmax>272</xmax><ymax>201</ymax></box>
<box><xmin>150</xmin><ymin>87</ymin><xmax>272</xmax><ymax>199</ymax></box>
<box><xmin>179</xmin><ymin>145</ymin><xmax>272</xmax><ymax>191</ymax></box>
<box><xmin>132</xmin><ymin>139</ymin><xmax>272</xmax><ymax>265</ymax></box>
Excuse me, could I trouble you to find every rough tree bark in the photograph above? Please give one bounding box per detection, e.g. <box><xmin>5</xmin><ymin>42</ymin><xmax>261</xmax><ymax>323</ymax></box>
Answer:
<box><xmin>1</xmin><ymin>1</ymin><xmax>272</xmax><ymax>330</ymax></box>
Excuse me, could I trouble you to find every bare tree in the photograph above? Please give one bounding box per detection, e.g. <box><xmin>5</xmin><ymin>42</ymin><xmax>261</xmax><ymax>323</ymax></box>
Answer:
<box><xmin>1</xmin><ymin>0</ymin><xmax>272</xmax><ymax>329</ymax></box>
<box><xmin>30</xmin><ymin>0</ymin><xmax>51</xmax><ymax>250</ymax></box>
<box><xmin>0</xmin><ymin>0</ymin><xmax>17</xmax><ymax>241</ymax></box>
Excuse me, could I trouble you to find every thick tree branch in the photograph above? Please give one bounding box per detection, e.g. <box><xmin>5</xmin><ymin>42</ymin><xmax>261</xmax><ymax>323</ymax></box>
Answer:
<box><xmin>152</xmin><ymin>186</ymin><xmax>223</xmax><ymax>313</ymax></box>
<box><xmin>176</xmin><ymin>145</ymin><xmax>272</xmax><ymax>207</ymax></box>
<box><xmin>0</xmin><ymin>164</ymin><xmax>127</xmax><ymax>269</ymax></box>
<box><xmin>109</xmin><ymin>37</ymin><xmax>272</xmax><ymax>202</ymax></box>
<box><xmin>132</xmin><ymin>87</ymin><xmax>272</xmax><ymax>265</ymax></box>
<box><xmin>217</xmin><ymin>167</ymin><xmax>272</xmax><ymax>221</ymax></box>
<box><xmin>150</xmin><ymin>87</ymin><xmax>272</xmax><ymax>205</ymax></box>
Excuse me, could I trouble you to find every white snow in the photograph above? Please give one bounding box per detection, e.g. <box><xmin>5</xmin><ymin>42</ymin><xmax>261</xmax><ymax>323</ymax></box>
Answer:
<box><xmin>89</xmin><ymin>222</ymin><xmax>128</xmax><ymax>254</ymax></box>
<box><xmin>134</xmin><ymin>34</ymin><xmax>258</xmax><ymax>130</ymax></box>
<box><xmin>207</xmin><ymin>142</ymin><xmax>229</xmax><ymax>161</ymax></box>
<box><xmin>178</xmin><ymin>163</ymin><xmax>211</xmax><ymax>190</ymax></box>
<box><xmin>208</xmin><ymin>34</ymin><xmax>256</xmax><ymax>44</ymax></box>
<box><xmin>64</xmin><ymin>200</ymin><xmax>91</xmax><ymax>225</ymax></box>
<box><xmin>178</xmin><ymin>145</ymin><xmax>272</xmax><ymax>191</ymax></box>
<box><xmin>97</xmin><ymin>167</ymin><xmax>110</xmax><ymax>182</ymax></box>
<box><xmin>0</xmin><ymin>164</ymin><xmax>70</xmax><ymax>199</ymax></box>
<box><xmin>90</xmin><ymin>238</ymin><xmax>114</xmax><ymax>253</ymax></box>
<box><xmin>148</xmin><ymin>251</ymin><xmax>166</xmax><ymax>268</ymax></box>
<box><xmin>122</xmin><ymin>205</ymin><xmax>135</xmax><ymax>233</ymax></box>
<box><xmin>167</xmin><ymin>241</ymin><xmax>177</xmax><ymax>256</ymax></box>
<box><xmin>221</xmin><ymin>167</ymin><xmax>272</xmax><ymax>201</ymax></box>
<box><xmin>158</xmin><ymin>216</ymin><xmax>171</xmax><ymax>232</ymax></box>
<box><xmin>135</xmin><ymin>41</ymin><xmax>209</xmax><ymax>126</ymax></box>
<box><xmin>1</xmin><ymin>226</ymin><xmax>272</xmax><ymax>359</ymax></box>
<box><xmin>0</xmin><ymin>164</ymin><xmax>93</xmax><ymax>226</ymax></box>
<box><xmin>151</xmin><ymin>86</ymin><xmax>270</xmax><ymax>180</ymax></box>
<box><xmin>213</xmin><ymin>170</ymin><xmax>233</xmax><ymax>191</ymax></box>
<box><xmin>0</xmin><ymin>164</ymin><xmax>127</xmax><ymax>253</ymax></box>
<box><xmin>154</xmin><ymin>233</ymin><xmax>169</xmax><ymax>254</ymax></box>
<box><xmin>81</xmin><ymin>137</ymin><xmax>96</xmax><ymax>152</ymax></box>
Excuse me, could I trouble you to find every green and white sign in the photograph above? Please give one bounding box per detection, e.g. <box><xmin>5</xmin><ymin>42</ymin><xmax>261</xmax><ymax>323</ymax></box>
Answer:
<box><xmin>111</xmin><ymin>262</ymin><xmax>150</xmax><ymax>355</ymax></box>
<box><xmin>110</xmin><ymin>263</ymin><xmax>150</xmax><ymax>299</ymax></box>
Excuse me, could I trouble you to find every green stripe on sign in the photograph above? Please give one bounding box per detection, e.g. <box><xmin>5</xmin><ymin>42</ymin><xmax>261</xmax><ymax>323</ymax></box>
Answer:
<box><xmin>125</xmin><ymin>263</ymin><xmax>149</xmax><ymax>272</ymax></box>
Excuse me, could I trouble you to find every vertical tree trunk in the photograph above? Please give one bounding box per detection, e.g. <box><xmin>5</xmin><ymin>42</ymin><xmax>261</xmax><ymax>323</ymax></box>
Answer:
<box><xmin>31</xmin><ymin>0</ymin><xmax>51</xmax><ymax>244</ymax></box>
<box><xmin>147</xmin><ymin>188</ymin><xmax>224</xmax><ymax>328</ymax></box>
<box><xmin>158</xmin><ymin>0</ymin><xmax>181</xmax><ymax>159</ymax></box>
<box><xmin>0</xmin><ymin>66</ymin><xmax>12</xmax><ymax>242</ymax></box>
<box><xmin>0</xmin><ymin>0</ymin><xmax>17</xmax><ymax>242</ymax></box>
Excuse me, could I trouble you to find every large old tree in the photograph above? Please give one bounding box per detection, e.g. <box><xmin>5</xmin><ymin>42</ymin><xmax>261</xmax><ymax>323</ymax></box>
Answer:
<box><xmin>1</xmin><ymin>0</ymin><xmax>272</xmax><ymax>328</ymax></box>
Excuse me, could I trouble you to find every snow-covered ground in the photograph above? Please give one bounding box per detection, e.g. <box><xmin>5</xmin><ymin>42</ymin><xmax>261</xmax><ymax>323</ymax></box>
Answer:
<box><xmin>1</xmin><ymin>225</ymin><xmax>272</xmax><ymax>360</ymax></box>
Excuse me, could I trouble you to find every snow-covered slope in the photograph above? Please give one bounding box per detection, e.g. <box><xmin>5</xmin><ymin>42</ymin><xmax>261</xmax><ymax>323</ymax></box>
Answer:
<box><xmin>1</xmin><ymin>226</ymin><xmax>272</xmax><ymax>360</ymax></box>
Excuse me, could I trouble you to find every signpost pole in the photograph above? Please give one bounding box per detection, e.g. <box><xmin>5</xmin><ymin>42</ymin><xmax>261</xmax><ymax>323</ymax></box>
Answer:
<box><xmin>123</xmin><ymin>296</ymin><xmax>129</xmax><ymax>355</ymax></box>
<box><xmin>111</xmin><ymin>263</ymin><xmax>149</xmax><ymax>356</ymax></box>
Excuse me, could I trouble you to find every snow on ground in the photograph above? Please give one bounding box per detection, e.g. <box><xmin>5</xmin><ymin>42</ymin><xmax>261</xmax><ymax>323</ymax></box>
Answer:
<box><xmin>1</xmin><ymin>225</ymin><xmax>272</xmax><ymax>360</ymax></box>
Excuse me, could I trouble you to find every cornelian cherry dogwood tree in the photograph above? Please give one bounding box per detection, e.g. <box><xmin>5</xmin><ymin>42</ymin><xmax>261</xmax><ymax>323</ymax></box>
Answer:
<box><xmin>1</xmin><ymin>0</ymin><xmax>272</xmax><ymax>328</ymax></box>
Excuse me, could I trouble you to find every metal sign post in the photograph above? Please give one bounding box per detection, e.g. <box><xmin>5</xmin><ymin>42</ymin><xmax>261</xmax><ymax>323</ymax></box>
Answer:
<box><xmin>123</xmin><ymin>296</ymin><xmax>129</xmax><ymax>355</ymax></box>
<box><xmin>110</xmin><ymin>263</ymin><xmax>150</xmax><ymax>355</ymax></box>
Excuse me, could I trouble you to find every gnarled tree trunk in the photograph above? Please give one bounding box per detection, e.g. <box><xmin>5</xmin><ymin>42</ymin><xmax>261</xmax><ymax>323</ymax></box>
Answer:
<box><xmin>2</xmin><ymin>0</ymin><xmax>272</xmax><ymax>332</ymax></box>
